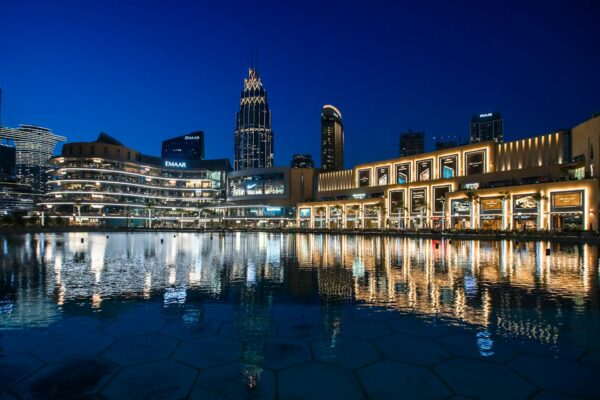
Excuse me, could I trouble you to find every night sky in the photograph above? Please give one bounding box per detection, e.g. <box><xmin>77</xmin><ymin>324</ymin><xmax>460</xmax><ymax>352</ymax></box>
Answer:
<box><xmin>1</xmin><ymin>0</ymin><xmax>599</xmax><ymax>168</ymax></box>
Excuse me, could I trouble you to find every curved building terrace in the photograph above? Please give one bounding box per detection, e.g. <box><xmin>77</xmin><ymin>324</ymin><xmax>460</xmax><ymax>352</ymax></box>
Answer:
<box><xmin>41</xmin><ymin>133</ymin><xmax>231</xmax><ymax>228</ymax></box>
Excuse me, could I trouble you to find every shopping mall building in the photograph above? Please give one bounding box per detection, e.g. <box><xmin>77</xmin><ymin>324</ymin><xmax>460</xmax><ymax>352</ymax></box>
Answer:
<box><xmin>215</xmin><ymin>166</ymin><xmax>316</xmax><ymax>228</ymax></box>
<box><xmin>297</xmin><ymin>115</ymin><xmax>600</xmax><ymax>231</ymax></box>
<box><xmin>41</xmin><ymin>133</ymin><xmax>231</xmax><ymax>227</ymax></box>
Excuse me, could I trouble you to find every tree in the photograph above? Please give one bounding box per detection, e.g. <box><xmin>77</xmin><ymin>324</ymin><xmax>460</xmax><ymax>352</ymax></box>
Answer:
<box><xmin>145</xmin><ymin>199</ymin><xmax>156</xmax><ymax>228</ymax></box>
<box><xmin>331</xmin><ymin>204</ymin><xmax>345</xmax><ymax>229</ymax></box>
<box><xmin>465</xmin><ymin>190</ymin><xmax>480</xmax><ymax>229</ymax></box>
<box><xmin>73</xmin><ymin>201</ymin><xmax>82</xmax><ymax>224</ymax></box>
<box><xmin>532</xmin><ymin>192</ymin><xmax>548</xmax><ymax>230</ymax></box>
<box><xmin>499</xmin><ymin>191</ymin><xmax>511</xmax><ymax>230</ymax></box>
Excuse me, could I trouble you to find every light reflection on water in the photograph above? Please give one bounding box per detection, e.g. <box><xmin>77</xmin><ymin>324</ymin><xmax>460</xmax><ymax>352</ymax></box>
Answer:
<box><xmin>1</xmin><ymin>232</ymin><xmax>598</xmax><ymax>344</ymax></box>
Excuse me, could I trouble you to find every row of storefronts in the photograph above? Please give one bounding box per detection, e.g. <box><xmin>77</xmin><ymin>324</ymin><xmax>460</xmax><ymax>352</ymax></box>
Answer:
<box><xmin>297</xmin><ymin>180</ymin><xmax>596</xmax><ymax>231</ymax></box>
<box><xmin>297</xmin><ymin>115</ymin><xmax>600</xmax><ymax>231</ymax></box>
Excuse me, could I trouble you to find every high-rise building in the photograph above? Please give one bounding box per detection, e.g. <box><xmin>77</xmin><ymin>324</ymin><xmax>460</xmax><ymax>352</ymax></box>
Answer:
<box><xmin>0</xmin><ymin>140</ymin><xmax>16</xmax><ymax>181</ymax></box>
<box><xmin>470</xmin><ymin>112</ymin><xmax>503</xmax><ymax>143</ymax></box>
<box><xmin>291</xmin><ymin>154</ymin><xmax>314</xmax><ymax>169</ymax></box>
<box><xmin>0</xmin><ymin>124</ymin><xmax>66</xmax><ymax>194</ymax></box>
<box><xmin>0</xmin><ymin>140</ymin><xmax>34</xmax><ymax>214</ymax></box>
<box><xmin>162</xmin><ymin>132</ymin><xmax>205</xmax><ymax>161</ymax></box>
<box><xmin>320</xmin><ymin>105</ymin><xmax>344</xmax><ymax>172</ymax></box>
<box><xmin>234</xmin><ymin>68</ymin><xmax>274</xmax><ymax>170</ymax></box>
<box><xmin>399</xmin><ymin>131</ymin><xmax>424</xmax><ymax>157</ymax></box>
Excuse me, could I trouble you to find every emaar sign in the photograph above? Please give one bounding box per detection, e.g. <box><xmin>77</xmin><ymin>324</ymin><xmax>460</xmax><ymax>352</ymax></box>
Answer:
<box><xmin>165</xmin><ymin>160</ymin><xmax>187</xmax><ymax>168</ymax></box>
<box><xmin>184</xmin><ymin>136</ymin><xmax>200</xmax><ymax>140</ymax></box>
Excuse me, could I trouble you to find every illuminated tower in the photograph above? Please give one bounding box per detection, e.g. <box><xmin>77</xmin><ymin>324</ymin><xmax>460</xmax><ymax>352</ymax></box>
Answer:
<box><xmin>0</xmin><ymin>124</ymin><xmax>66</xmax><ymax>193</ymax></box>
<box><xmin>320</xmin><ymin>105</ymin><xmax>344</xmax><ymax>171</ymax></box>
<box><xmin>234</xmin><ymin>68</ymin><xmax>274</xmax><ymax>170</ymax></box>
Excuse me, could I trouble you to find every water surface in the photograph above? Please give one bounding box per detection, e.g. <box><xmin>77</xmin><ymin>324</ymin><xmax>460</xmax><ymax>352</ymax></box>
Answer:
<box><xmin>1</xmin><ymin>232</ymin><xmax>599</xmax><ymax>399</ymax></box>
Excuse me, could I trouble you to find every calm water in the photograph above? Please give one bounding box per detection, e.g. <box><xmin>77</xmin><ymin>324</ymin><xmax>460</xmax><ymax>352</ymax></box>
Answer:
<box><xmin>1</xmin><ymin>232</ymin><xmax>599</xmax><ymax>399</ymax></box>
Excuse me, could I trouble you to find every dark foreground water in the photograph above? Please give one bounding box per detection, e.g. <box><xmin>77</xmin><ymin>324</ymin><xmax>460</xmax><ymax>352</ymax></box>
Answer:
<box><xmin>1</xmin><ymin>233</ymin><xmax>599</xmax><ymax>400</ymax></box>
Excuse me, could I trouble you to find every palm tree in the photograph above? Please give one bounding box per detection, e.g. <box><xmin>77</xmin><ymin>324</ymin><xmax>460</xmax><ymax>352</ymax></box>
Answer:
<box><xmin>465</xmin><ymin>190</ymin><xmax>480</xmax><ymax>229</ymax></box>
<box><xmin>175</xmin><ymin>208</ymin><xmax>187</xmax><ymax>229</ymax></box>
<box><xmin>499</xmin><ymin>191</ymin><xmax>510</xmax><ymax>230</ymax></box>
<box><xmin>73</xmin><ymin>201</ymin><xmax>82</xmax><ymax>224</ymax></box>
<box><xmin>332</xmin><ymin>204</ymin><xmax>345</xmax><ymax>229</ymax></box>
<box><xmin>399</xmin><ymin>205</ymin><xmax>408</xmax><ymax>230</ymax></box>
<box><xmin>145</xmin><ymin>199</ymin><xmax>156</xmax><ymax>229</ymax></box>
<box><xmin>372</xmin><ymin>202</ymin><xmax>386</xmax><ymax>229</ymax></box>
<box><xmin>532</xmin><ymin>192</ymin><xmax>548</xmax><ymax>230</ymax></box>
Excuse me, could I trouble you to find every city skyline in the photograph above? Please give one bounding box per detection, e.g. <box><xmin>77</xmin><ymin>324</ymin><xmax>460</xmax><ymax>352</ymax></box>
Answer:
<box><xmin>1</xmin><ymin>1</ymin><xmax>599</xmax><ymax>168</ymax></box>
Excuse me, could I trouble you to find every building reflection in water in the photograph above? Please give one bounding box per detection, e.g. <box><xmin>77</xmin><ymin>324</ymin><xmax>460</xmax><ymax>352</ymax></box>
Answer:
<box><xmin>295</xmin><ymin>234</ymin><xmax>598</xmax><ymax>347</ymax></box>
<box><xmin>0</xmin><ymin>233</ymin><xmax>598</xmax><ymax>359</ymax></box>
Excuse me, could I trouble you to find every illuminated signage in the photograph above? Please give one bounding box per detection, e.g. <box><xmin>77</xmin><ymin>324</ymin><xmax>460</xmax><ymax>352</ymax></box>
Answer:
<box><xmin>165</xmin><ymin>161</ymin><xmax>187</xmax><ymax>168</ymax></box>
<box><xmin>299</xmin><ymin>208</ymin><xmax>311</xmax><ymax>218</ymax></box>
<box><xmin>395</xmin><ymin>163</ymin><xmax>410</xmax><ymax>184</ymax></box>
<box><xmin>184</xmin><ymin>136</ymin><xmax>201</xmax><ymax>140</ymax></box>
<box><xmin>481</xmin><ymin>197</ymin><xmax>503</xmax><ymax>213</ymax></box>
<box><xmin>416</xmin><ymin>159</ymin><xmax>433</xmax><ymax>181</ymax></box>
<box><xmin>410</xmin><ymin>188</ymin><xmax>427</xmax><ymax>214</ymax></box>
<box><xmin>433</xmin><ymin>186</ymin><xmax>450</xmax><ymax>213</ymax></box>
<box><xmin>452</xmin><ymin>199</ymin><xmax>471</xmax><ymax>215</ymax></box>
<box><xmin>552</xmin><ymin>191</ymin><xmax>583</xmax><ymax>209</ymax></box>
<box><xmin>377</xmin><ymin>166</ymin><xmax>389</xmax><ymax>186</ymax></box>
<box><xmin>358</xmin><ymin>169</ymin><xmax>371</xmax><ymax>187</ymax></box>
<box><xmin>513</xmin><ymin>194</ymin><xmax>538</xmax><ymax>211</ymax></box>
<box><xmin>439</xmin><ymin>155</ymin><xmax>457</xmax><ymax>179</ymax></box>
<box><xmin>352</xmin><ymin>193</ymin><xmax>366</xmax><ymax>199</ymax></box>
<box><xmin>389</xmin><ymin>190</ymin><xmax>405</xmax><ymax>214</ymax></box>
<box><xmin>479</xmin><ymin>113</ymin><xmax>493</xmax><ymax>118</ymax></box>
<box><xmin>465</xmin><ymin>150</ymin><xmax>485</xmax><ymax>175</ymax></box>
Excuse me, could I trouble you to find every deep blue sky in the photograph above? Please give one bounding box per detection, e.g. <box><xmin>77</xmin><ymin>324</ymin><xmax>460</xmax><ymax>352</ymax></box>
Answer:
<box><xmin>1</xmin><ymin>0</ymin><xmax>599</xmax><ymax>167</ymax></box>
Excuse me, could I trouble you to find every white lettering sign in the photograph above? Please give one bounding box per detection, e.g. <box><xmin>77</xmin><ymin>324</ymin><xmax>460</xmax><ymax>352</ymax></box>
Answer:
<box><xmin>184</xmin><ymin>136</ymin><xmax>200</xmax><ymax>140</ymax></box>
<box><xmin>165</xmin><ymin>161</ymin><xmax>187</xmax><ymax>168</ymax></box>
<box><xmin>479</xmin><ymin>113</ymin><xmax>493</xmax><ymax>118</ymax></box>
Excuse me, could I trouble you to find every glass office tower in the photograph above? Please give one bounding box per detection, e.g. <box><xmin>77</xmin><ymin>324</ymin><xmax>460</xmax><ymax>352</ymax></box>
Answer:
<box><xmin>162</xmin><ymin>132</ymin><xmax>205</xmax><ymax>161</ymax></box>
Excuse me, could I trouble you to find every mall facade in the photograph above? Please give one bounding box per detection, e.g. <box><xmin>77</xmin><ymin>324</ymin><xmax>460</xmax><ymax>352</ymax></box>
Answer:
<box><xmin>215</xmin><ymin>166</ymin><xmax>316</xmax><ymax>228</ymax></box>
<box><xmin>41</xmin><ymin>133</ymin><xmax>231</xmax><ymax>227</ymax></box>
<box><xmin>297</xmin><ymin>115</ymin><xmax>600</xmax><ymax>232</ymax></box>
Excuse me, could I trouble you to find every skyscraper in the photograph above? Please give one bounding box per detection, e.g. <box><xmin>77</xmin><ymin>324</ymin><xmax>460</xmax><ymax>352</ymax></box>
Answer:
<box><xmin>162</xmin><ymin>132</ymin><xmax>205</xmax><ymax>161</ymax></box>
<box><xmin>320</xmin><ymin>105</ymin><xmax>344</xmax><ymax>171</ymax></box>
<box><xmin>0</xmin><ymin>140</ymin><xmax>16</xmax><ymax>181</ymax></box>
<box><xmin>470</xmin><ymin>112</ymin><xmax>503</xmax><ymax>143</ymax></box>
<box><xmin>291</xmin><ymin>154</ymin><xmax>314</xmax><ymax>168</ymax></box>
<box><xmin>399</xmin><ymin>131</ymin><xmax>424</xmax><ymax>157</ymax></box>
<box><xmin>234</xmin><ymin>68</ymin><xmax>274</xmax><ymax>170</ymax></box>
<box><xmin>0</xmin><ymin>124</ymin><xmax>66</xmax><ymax>194</ymax></box>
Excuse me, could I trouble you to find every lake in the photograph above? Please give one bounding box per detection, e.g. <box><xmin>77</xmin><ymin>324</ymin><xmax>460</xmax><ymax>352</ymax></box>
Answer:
<box><xmin>1</xmin><ymin>232</ymin><xmax>599</xmax><ymax>399</ymax></box>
